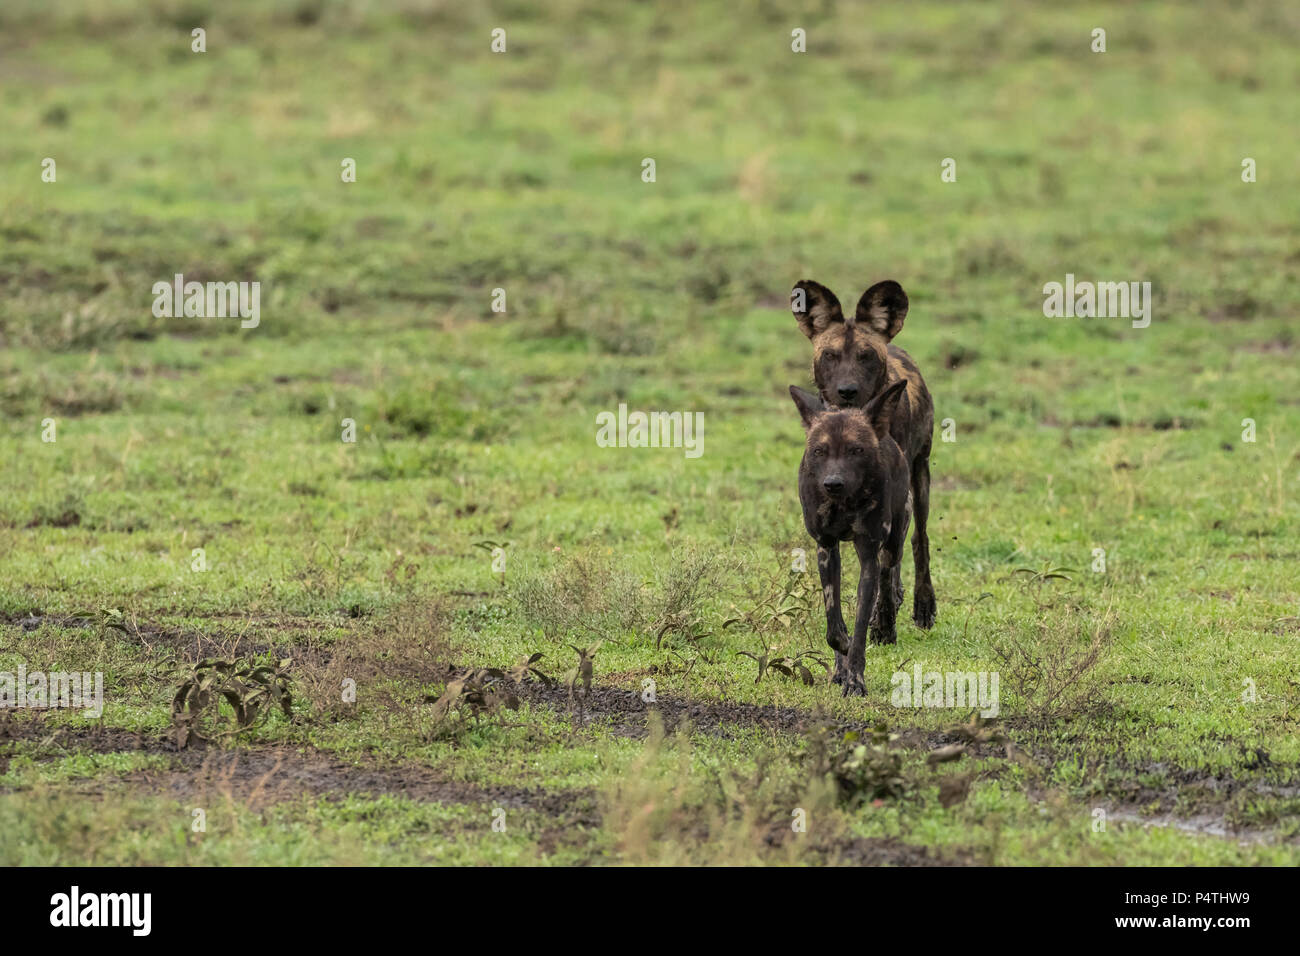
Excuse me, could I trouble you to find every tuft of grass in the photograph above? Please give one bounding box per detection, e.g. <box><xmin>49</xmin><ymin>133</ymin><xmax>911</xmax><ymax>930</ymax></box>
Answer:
<box><xmin>993</xmin><ymin>613</ymin><xmax>1114</xmax><ymax>723</ymax></box>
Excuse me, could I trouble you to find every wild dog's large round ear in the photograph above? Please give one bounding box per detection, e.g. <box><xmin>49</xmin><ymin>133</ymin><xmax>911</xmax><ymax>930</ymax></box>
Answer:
<box><xmin>791</xmin><ymin>280</ymin><xmax>843</xmax><ymax>339</ymax></box>
<box><xmin>855</xmin><ymin>281</ymin><xmax>909</xmax><ymax>340</ymax></box>
<box><xmin>789</xmin><ymin>385</ymin><xmax>825</xmax><ymax>431</ymax></box>
<box><xmin>862</xmin><ymin>378</ymin><xmax>908</xmax><ymax>438</ymax></box>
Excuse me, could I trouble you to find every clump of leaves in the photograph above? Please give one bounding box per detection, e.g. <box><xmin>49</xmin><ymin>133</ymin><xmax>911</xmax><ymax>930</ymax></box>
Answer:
<box><xmin>808</xmin><ymin>724</ymin><xmax>910</xmax><ymax>807</ymax></box>
<box><xmin>928</xmin><ymin>713</ymin><xmax>1038</xmax><ymax>774</ymax></box>
<box><xmin>735</xmin><ymin>642</ymin><xmax>828</xmax><ymax>685</ymax></box>
<box><xmin>505</xmin><ymin>652</ymin><xmax>552</xmax><ymax>684</ymax></box>
<box><xmin>99</xmin><ymin>606</ymin><xmax>130</xmax><ymax>633</ymax></box>
<box><xmin>171</xmin><ymin>657</ymin><xmax>294</xmax><ymax>748</ymax></box>
<box><xmin>723</xmin><ymin>561</ymin><xmax>820</xmax><ymax>641</ymax></box>
<box><xmin>1010</xmin><ymin>565</ymin><xmax>1073</xmax><ymax>596</ymax></box>
<box><xmin>91</xmin><ymin>605</ymin><xmax>153</xmax><ymax>646</ymax></box>
<box><xmin>653</xmin><ymin>608</ymin><xmax>712</xmax><ymax>650</ymax></box>
<box><xmin>835</xmin><ymin>728</ymin><xmax>909</xmax><ymax>805</ymax></box>
<box><xmin>564</xmin><ymin>641</ymin><xmax>602</xmax><ymax>701</ymax></box>
<box><xmin>1008</xmin><ymin>564</ymin><xmax>1079</xmax><ymax>613</ymax></box>
<box><xmin>425</xmin><ymin>667</ymin><xmax>519</xmax><ymax>723</ymax></box>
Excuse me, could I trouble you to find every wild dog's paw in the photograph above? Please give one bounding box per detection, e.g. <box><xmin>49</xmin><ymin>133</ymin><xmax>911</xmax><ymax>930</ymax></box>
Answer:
<box><xmin>841</xmin><ymin>673</ymin><xmax>867</xmax><ymax>698</ymax></box>
<box><xmin>869</xmin><ymin>626</ymin><xmax>898</xmax><ymax>646</ymax></box>
<box><xmin>830</xmin><ymin>654</ymin><xmax>849</xmax><ymax>685</ymax></box>
<box><xmin>913</xmin><ymin>592</ymin><xmax>936</xmax><ymax>630</ymax></box>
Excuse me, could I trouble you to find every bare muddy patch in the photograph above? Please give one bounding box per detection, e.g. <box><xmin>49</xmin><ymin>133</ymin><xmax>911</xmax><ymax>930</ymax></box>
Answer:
<box><xmin>514</xmin><ymin>680</ymin><xmax>869</xmax><ymax>740</ymax></box>
<box><xmin>1</xmin><ymin>718</ymin><xmax>599</xmax><ymax>826</ymax></box>
<box><xmin>1105</xmin><ymin>807</ymin><xmax>1286</xmax><ymax>845</ymax></box>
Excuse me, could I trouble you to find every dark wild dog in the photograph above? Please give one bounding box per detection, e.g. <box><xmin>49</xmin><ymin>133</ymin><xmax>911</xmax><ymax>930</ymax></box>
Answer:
<box><xmin>791</xmin><ymin>279</ymin><xmax>936</xmax><ymax>641</ymax></box>
<box><xmin>790</xmin><ymin>381</ymin><xmax>911</xmax><ymax>696</ymax></box>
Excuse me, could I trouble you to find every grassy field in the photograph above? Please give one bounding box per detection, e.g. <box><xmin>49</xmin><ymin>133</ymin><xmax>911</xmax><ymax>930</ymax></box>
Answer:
<box><xmin>1</xmin><ymin>0</ymin><xmax>1298</xmax><ymax>865</ymax></box>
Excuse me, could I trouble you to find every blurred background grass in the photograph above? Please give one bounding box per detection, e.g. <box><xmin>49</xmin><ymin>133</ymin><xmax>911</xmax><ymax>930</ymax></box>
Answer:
<box><xmin>1</xmin><ymin>0</ymin><xmax>1296</xmax><ymax>617</ymax></box>
<box><xmin>2</xmin><ymin>0</ymin><xmax>1296</xmax><ymax>349</ymax></box>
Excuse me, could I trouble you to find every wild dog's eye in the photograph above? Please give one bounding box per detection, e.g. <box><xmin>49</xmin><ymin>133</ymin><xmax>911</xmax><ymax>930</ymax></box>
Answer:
<box><xmin>857</xmin><ymin>351</ymin><xmax>873</xmax><ymax>361</ymax></box>
<box><xmin>823</xmin><ymin>350</ymin><xmax>840</xmax><ymax>361</ymax></box>
<box><xmin>848</xmin><ymin>446</ymin><xmax>864</xmax><ymax>456</ymax></box>
<box><xmin>812</xmin><ymin>446</ymin><xmax>828</xmax><ymax>458</ymax></box>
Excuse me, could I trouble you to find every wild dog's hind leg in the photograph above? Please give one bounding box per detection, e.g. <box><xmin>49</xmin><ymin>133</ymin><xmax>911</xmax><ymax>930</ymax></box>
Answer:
<box><xmin>911</xmin><ymin>449</ymin><xmax>936</xmax><ymax>629</ymax></box>
<box><xmin>867</xmin><ymin>533</ymin><xmax>905</xmax><ymax>647</ymax></box>
<box><xmin>872</xmin><ymin>502</ymin><xmax>910</xmax><ymax>631</ymax></box>
<box><xmin>868</xmin><ymin>570</ymin><xmax>902</xmax><ymax>629</ymax></box>
<box><xmin>872</xmin><ymin>561</ymin><xmax>899</xmax><ymax>645</ymax></box>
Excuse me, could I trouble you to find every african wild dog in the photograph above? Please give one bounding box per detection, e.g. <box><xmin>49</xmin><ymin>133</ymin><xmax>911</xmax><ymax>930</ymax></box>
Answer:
<box><xmin>790</xmin><ymin>279</ymin><xmax>936</xmax><ymax>650</ymax></box>
<box><xmin>790</xmin><ymin>380</ymin><xmax>911</xmax><ymax>696</ymax></box>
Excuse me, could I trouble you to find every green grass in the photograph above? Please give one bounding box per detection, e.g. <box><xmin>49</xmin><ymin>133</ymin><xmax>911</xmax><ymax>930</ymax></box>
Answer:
<box><xmin>1</xmin><ymin>0</ymin><xmax>1298</xmax><ymax>865</ymax></box>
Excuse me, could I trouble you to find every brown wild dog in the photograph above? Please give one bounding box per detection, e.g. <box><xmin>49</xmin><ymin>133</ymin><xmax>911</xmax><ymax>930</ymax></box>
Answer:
<box><xmin>790</xmin><ymin>381</ymin><xmax>911</xmax><ymax>696</ymax></box>
<box><xmin>790</xmin><ymin>279</ymin><xmax>936</xmax><ymax>659</ymax></box>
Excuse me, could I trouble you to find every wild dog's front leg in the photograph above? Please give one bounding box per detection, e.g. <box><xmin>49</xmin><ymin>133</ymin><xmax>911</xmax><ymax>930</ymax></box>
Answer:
<box><xmin>830</xmin><ymin>650</ymin><xmax>848</xmax><ymax>686</ymax></box>
<box><xmin>843</xmin><ymin>541</ymin><xmax>880</xmax><ymax>697</ymax></box>
<box><xmin>816</xmin><ymin>542</ymin><xmax>849</xmax><ymax>655</ymax></box>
